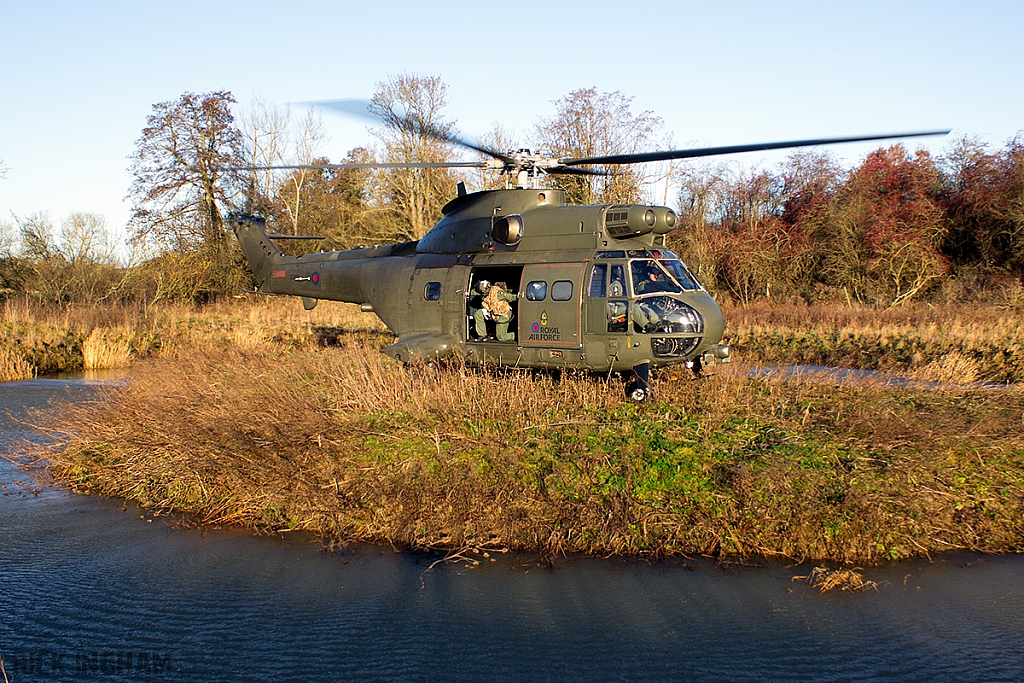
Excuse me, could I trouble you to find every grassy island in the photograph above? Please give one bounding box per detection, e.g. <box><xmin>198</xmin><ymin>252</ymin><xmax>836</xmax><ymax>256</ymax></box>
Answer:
<box><xmin>9</xmin><ymin>297</ymin><xmax>1024</xmax><ymax>564</ymax></box>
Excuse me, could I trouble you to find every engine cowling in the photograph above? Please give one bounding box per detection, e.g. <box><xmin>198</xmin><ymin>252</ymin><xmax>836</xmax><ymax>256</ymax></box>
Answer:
<box><xmin>604</xmin><ymin>205</ymin><xmax>677</xmax><ymax>239</ymax></box>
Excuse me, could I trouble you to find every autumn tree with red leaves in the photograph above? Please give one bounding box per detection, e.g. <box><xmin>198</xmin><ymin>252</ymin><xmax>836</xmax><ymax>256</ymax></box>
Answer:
<box><xmin>939</xmin><ymin>135</ymin><xmax>1024</xmax><ymax>282</ymax></box>
<box><xmin>819</xmin><ymin>146</ymin><xmax>947</xmax><ymax>305</ymax></box>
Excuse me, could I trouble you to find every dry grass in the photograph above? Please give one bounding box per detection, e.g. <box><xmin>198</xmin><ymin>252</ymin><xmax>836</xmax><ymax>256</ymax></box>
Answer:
<box><xmin>0</xmin><ymin>346</ymin><xmax>35</xmax><ymax>382</ymax></box>
<box><xmin>82</xmin><ymin>328</ymin><xmax>133</xmax><ymax>369</ymax></box>
<box><xmin>911</xmin><ymin>351</ymin><xmax>981</xmax><ymax>384</ymax></box>
<box><xmin>38</xmin><ymin>338</ymin><xmax>1024</xmax><ymax>563</ymax></box>
<box><xmin>8</xmin><ymin>295</ymin><xmax>1024</xmax><ymax>562</ymax></box>
<box><xmin>724</xmin><ymin>301</ymin><xmax>1024</xmax><ymax>383</ymax></box>
<box><xmin>0</xmin><ymin>295</ymin><xmax>386</xmax><ymax>379</ymax></box>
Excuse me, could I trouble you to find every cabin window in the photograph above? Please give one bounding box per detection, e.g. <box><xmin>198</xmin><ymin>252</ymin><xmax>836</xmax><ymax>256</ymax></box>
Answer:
<box><xmin>631</xmin><ymin>296</ymin><xmax>704</xmax><ymax>334</ymax></box>
<box><xmin>526</xmin><ymin>281</ymin><xmax>547</xmax><ymax>301</ymax></box>
<box><xmin>552</xmin><ymin>280</ymin><xmax>573</xmax><ymax>301</ymax></box>
<box><xmin>424</xmin><ymin>282</ymin><xmax>442</xmax><ymax>300</ymax></box>
<box><xmin>588</xmin><ymin>264</ymin><xmax>607</xmax><ymax>298</ymax></box>
<box><xmin>609</xmin><ymin>264</ymin><xmax>626</xmax><ymax>297</ymax></box>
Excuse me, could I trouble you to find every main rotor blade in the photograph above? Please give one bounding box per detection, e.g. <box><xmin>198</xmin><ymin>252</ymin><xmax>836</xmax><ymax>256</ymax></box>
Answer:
<box><xmin>236</xmin><ymin>161</ymin><xmax>489</xmax><ymax>171</ymax></box>
<box><xmin>544</xmin><ymin>166</ymin><xmax>609</xmax><ymax>177</ymax></box>
<box><xmin>312</xmin><ymin>99</ymin><xmax>515</xmax><ymax>165</ymax></box>
<box><xmin>560</xmin><ymin>130</ymin><xmax>951</xmax><ymax>166</ymax></box>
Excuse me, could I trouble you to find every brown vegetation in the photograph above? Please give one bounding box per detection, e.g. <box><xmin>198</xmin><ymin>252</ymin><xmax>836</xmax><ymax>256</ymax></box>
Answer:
<box><xmin>793</xmin><ymin>566</ymin><xmax>878</xmax><ymax>592</ymax></box>
<box><xmin>723</xmin><ymin>301</ymin><xmax>1024</xmax><ymax>383</ymax></box>
<box><xmin>21</xmin><ymin>298</ymin><xmax>1024</xmax><ymax>565</ymax></box>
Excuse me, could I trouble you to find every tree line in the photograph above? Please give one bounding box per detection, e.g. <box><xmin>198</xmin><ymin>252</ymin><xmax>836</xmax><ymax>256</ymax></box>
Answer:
<box><xmin>671</xmin><ymin>138</ymin><xmax>1024</xmax><ymax>306</ymax></box>
<box><xmin>2</xmin><ymin>74</ymin><xmax>1021</xmax><ymax>306</ymax></box>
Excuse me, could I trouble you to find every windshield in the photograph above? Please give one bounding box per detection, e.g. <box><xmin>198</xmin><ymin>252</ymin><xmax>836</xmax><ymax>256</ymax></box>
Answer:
<box><xmin>658</xmin><ymin>259</ymin><xmax>701</xmax><ymax>291</ymax></box>
<box><xmin>630</xmin><ymin>260</ymin><xmax>681</xmax><ymax>296</ymax></box>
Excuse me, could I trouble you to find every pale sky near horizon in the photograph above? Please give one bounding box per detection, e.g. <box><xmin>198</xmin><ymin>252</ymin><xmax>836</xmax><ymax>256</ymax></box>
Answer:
<box><xmin>1</xmin><ymin>0</ymin><xmax>1022</xmax><ymax>243</ymax></box>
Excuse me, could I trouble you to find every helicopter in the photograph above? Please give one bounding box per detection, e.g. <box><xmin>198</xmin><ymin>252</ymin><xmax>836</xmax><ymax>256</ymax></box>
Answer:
<box><xmin>230</xmin><ymin>101</ymin><xmax>947</xmax><ymax>401</ymax></box>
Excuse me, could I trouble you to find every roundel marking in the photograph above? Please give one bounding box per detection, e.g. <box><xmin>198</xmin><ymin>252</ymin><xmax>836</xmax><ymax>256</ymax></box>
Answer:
<box><xmin>531</xmin><ymin>322</ymin><xmax>541</xmax><ymax>333</ymax></box>
<box><xmin>312</xmin><ymin>271</ymin><xmax>320</xmax><ymax>285</ymax></box>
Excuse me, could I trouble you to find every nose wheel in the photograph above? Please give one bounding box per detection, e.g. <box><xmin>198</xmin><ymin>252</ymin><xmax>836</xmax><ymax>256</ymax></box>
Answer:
<box><xmin>625</xmin><ymin>363</ymin><xmax>650</xmax><ymax>402</ymax></box>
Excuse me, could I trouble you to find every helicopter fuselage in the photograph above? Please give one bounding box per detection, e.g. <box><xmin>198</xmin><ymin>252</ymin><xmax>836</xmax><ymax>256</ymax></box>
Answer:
<box><xmin>231</xmin><ymin>188</ymin><xmax>730</xmax><ymax>375</ymax></box>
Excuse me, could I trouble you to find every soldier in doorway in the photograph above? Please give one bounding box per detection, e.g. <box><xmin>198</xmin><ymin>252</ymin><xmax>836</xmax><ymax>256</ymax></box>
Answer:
<box><xmin>468</xmin><ymin>279</ymin><xmax>491</xmax><ymax>339</ymax></box>
<box><xmin>474</xmin><ymin>280</ymin><xmax>517</xmax><ymax>341</ymax></box>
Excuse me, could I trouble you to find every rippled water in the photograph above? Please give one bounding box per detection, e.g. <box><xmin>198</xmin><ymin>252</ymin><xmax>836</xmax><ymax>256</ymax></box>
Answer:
<box><xmin>2</xmin><ymin>377</ymin><xmax>1023</xmax><ymax>681</ymax></box>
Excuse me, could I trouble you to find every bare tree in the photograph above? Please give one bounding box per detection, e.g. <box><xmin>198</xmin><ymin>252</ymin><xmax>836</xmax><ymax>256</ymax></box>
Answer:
<box><xmin>239</xmin><ymin>95</ymin><xmax>291</xmax><ymax>217</ymax></box>
<box><xmin>278</xmin><ymin>107</ymin><xmax>327</xmax><ymax>235</ymax></box>
<box><xmin>0</xmin><ymin>216</ymin><xmax>20</xmax><ymax>290</ymax></box>
<box><xmin>536</xmin><ymin>88</ymin><xmax>662</xmax><ymax>205</ymax></box>
<box><xmin>8</xmin><ymin>212</ymin><xmax>118</xmax><ymax>302</ymax></box>
<box><xmin>672</xmin><ymin>161</ymin><xmax>729</xmax><ymax>290</ymax></box>
<box><xmin>368</xmin><ymin>74</ymin><xmax>459</xmax><ymax>240</ymax></box>
<box><xmin>127</xmin><ymin>91</ymin><xmax>245</xmax><ymax>253</ymax></box>
<box><xmin>476</xmin><ymin>122</ymin><xmax>521</xmax><ymax>191</ymax></box>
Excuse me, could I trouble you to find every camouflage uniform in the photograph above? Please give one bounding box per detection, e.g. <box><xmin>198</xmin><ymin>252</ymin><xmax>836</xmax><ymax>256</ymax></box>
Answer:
<box><xmin>474</xmin><ymin>283</ymin><xmax>517</xmax><ymax>341</ymax></box>
<box><xmin>468</xmin><ymin>281</ymin><xmax>490</xmax><ymax>337</ymax></box>
<box><xmin>632</xmin><ymin>299</ymin><xmax>663</xmax><ymax>332</ymax></box>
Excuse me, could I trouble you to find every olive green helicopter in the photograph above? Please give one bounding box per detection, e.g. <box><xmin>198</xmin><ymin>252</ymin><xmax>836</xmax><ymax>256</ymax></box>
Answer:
<box><xmin>230</xmin><ymin>100</ymin><xmax>947</xmax><ymax>401</ymax></box>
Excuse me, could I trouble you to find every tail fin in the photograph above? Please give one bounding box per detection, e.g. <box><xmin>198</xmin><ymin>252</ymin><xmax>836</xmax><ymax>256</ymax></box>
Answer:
<box><xmin>229</xmin><ymin>214</ymin><xmax>281</xmax><ymax>288</ymax></box>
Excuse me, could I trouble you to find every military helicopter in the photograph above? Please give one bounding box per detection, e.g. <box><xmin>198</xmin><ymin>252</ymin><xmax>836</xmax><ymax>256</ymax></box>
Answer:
<box><xmin>230</xmin><ymin>101</ymin><xmax>947</xmax><ymax>401</ymax></box>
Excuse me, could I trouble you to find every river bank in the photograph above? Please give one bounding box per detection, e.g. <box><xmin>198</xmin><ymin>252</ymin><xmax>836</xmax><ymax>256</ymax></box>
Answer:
<box><xmin>34</xmin><ymin>313</ymin><xmax>1024</xmax><ymax>564</ymax></box>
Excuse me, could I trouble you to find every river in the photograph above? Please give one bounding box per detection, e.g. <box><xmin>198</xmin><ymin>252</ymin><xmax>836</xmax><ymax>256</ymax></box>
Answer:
<box><xmin>1</xmin><ymin>376</ymin><xmax>1022</xmax><ymax>682</ymax></box>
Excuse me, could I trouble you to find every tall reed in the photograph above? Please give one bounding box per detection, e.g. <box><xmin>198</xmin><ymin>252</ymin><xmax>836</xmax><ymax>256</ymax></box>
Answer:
<box><xmin>0</xmin><ymin>346</ymin><xmax>35</xmax><ymax>382</ymax></box>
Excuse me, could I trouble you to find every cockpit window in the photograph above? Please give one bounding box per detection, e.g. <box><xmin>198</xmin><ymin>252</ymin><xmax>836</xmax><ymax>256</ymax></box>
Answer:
<box><xmin>631</xmin><ymin>260</ymin><xmax>681</xmax><ymax>296</ymax></box>
<box><xmin>658</xmin><ymin>259</ymin><xmax>701</xmax><ymax>291</ymax></box>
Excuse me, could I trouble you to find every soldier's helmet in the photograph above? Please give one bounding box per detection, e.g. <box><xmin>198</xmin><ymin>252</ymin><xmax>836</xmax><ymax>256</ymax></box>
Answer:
<box><xmin>495</xmin><ymin>281</ymin><xmax>507</xmax><ymax>290</ymax></box>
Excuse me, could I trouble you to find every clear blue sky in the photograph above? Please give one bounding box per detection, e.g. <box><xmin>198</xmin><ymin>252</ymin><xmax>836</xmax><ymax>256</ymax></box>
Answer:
<box><xmin>1</xmin><ymin>0</ymin><xmax>1021</xmax><ymax>237</ymax></box>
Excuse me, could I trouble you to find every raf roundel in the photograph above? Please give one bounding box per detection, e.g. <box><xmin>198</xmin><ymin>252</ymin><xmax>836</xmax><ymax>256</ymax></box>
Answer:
<box><xmin>531</xmin><ymin>322</ymin><xmax>541</xmax><ymax>333</ymax></box>
<box><xmin>312</xmin><ymin>271</ymin><xmax>320</xmax><ymax>285</ymax></box>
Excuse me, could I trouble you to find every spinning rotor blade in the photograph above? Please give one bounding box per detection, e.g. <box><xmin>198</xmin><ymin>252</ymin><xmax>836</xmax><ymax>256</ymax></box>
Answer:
<box><xmin>544</xmin><ymin>166</ymin><xmax>609</xmax><ymax>177</ymax></box>
<box><xmin>237</xmin><ymin>161</ymin><xmax>488</xmax><ymax>171</ymax></box>
<box><xmin>312</xmin><ymin>99</ymin><xmax>515</xmax><ymax>165</ymax></box>
<box><xmin>560</xmin><ymin>130</ymin><xmax>951</xmax><ymax>167</ymax></box>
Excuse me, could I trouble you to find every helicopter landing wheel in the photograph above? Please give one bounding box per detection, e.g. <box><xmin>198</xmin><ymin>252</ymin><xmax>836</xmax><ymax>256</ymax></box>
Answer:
<box><xmin>626</xmin><ymin>383</ymin><xmax>648</xmax><ymax>402</ymax></box>
<box><xmin>626</xmin><ymin>363</ymin><xmax>651</xmax><ymax>403</ymax></box>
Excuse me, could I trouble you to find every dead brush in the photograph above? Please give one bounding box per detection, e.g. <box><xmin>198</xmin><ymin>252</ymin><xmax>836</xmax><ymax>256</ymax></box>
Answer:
<box><xmin>83</xmin><ymin>328</ymin><xmax>133</xmax><ymax>369</ymax></box>
<box><xmin>911</xmin><ymin>351</ymin><xmax>981</xmax><ymax>384</ymax></box>
<box><xmin>0</xmin><ymin>345</ymin><xmax>36</xmax><ymax>381</ymax></box>
<box><xmin>725</xmin><ymin>301</ymin><xmax>1024</xmax><ymax>383</ymax></box>
<box><xmin>793</xmin><ymin>566</ymin><xmax>879</xmax><ymax>592</ymax></box>
<box><xmin>27</xmin><ymin>296</ymin><xmax>1024</xmax><ymax>562</ymax></box>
